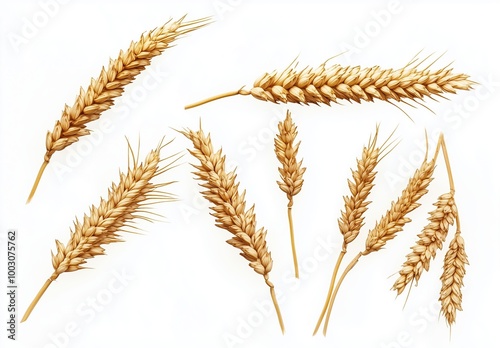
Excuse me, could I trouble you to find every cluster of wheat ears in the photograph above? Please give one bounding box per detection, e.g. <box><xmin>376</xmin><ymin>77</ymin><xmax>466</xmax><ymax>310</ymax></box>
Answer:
<box><xmin>24</xmin><ymin>14</ymin><xmax>472</xmax><ymax>339</ymax></box>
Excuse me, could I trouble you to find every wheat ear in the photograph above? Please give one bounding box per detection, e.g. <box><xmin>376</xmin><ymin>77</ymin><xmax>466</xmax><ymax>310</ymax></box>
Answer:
<box><xmin>313</xmin><ymin>125</ymin><xmax>396</xmax><ymax>335</ymax></box>
<box><xmin>185</xmin><ymin>53</ymin><xmax>473</xmax><ymax>110</ymax></box>
<box><xmin>21</xmin><ymin>139</ymin><xmax>178</xmax><ymax>322</ymax></box>
<box><xmin>321</xmin><ymin>135</ymin><xmax>437</xmax><ymax>335</ymax></box>
<box><xmin>27</xmin><ymin>15</ymin><xmax>210</xmax><ymax>203</ymax></box>
<box><xmin>274</xmin><ymin>110</ymin><xmax>306</xmax><ymax>279</ymax></box>
<box><xmin>440</xmin><ymin>229</ymin><xmax>468</xmax><ymax>327</ymax></box>
<box><xmin>435</xmin><ymin>135</ymin><xmax>468</xmax><ymax>328</ymax></box>
<box><xmin>392</xmin><ymin>192</ymin><xmax>456</xmax><ymax>295</ymax></box>
<box><xmin>391</xmin><ymin>134</ymin><xmax>467</xmax><ymax>328</ymax></box>
<box><xmin>180</xmin><ymin>124</ymin><xmax>285</xmax><ymax>333</ymax></box>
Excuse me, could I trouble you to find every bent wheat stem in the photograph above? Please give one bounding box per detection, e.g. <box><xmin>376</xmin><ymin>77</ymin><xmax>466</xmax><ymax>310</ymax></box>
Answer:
<box><xmin>27</xmin><ymin>15</ymin><xmax>210</xmax><ymax>203</ymax></box>
<box><xmin>313</xmin><ymin>249</ymin><xmax>345</xmax><ymax>335</ymax></box>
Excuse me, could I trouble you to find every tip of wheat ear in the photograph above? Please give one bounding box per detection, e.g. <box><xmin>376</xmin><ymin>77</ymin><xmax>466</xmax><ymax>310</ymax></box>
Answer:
<box><xmin>184</xmin><ymin>56</ymin><xmax>473</xmax><ymax>109</ymax></box>
<box><xmin>26</xmin><ymin>15</ymin><xmax>210</xmax><ymax>204</ymax></box>
<box><xmin>21</xmin><ymin>138</ymin><xmax>178</xmax><ymax>323</ymax></box>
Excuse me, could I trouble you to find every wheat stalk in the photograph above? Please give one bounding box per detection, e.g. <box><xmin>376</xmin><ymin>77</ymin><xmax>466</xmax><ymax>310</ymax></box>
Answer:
<box><xmin>439</xmin><ymin>230</ymin><xmax>468</xmax><ymax>327</ymax></box>
<box><xmin>180</xmin><ymin>124</ymin><xmax>285</xmax><ymax>333</ymax></box>
<box><xmin>185</xmin><ymin>53</ymin><xmax>473</xmax><ymax>110</ymax></box>
<box><xmin>21</xmin><ymin>139</ymin><xmax>178</xmax><ymax>322</ymax></box>
<box><xmin>320</xmin><ymin>135</ymin><xmax>437</xmax><ymax>335</ymax></box>
<box><xmin>392</xmin><ymin>192</ymin><xmax>457</xmax><ymax>295</ymax></box>
<box><xmin>436</xmin><ymin>135</ymin><xmax>468</xmax><ymax>328</ymax></box>
<box><xmin>26</xmin><ymin>15</ymin><xmax>210</xmax><ymax>203</ymax></box>
<box><xmin>274</xmin><ymin>110</ymin><xmax>305</xmax><ymax>279</ymax></box>
<box><xmin>313</xmin><ymin>125</ymin><xmax>396</xmax><ymax>335</ymax></box>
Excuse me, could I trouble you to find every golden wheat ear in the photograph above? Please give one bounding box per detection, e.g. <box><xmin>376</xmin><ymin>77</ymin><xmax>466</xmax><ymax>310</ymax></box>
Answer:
<box><xmin>274</xmin><ymin>110</ymin><xmax>306</xmax><ymax>279</ymax></box>
<box><xmin>21</xmin><ymin>138</ymin><xmax>179</xmax><ymax>322</ymax></box>
<box><xmin>26</xmin><ymin>15</ymin><xmax>211</xmax><ymax>203</ymax></box>
<box><xmin>185</xmin><ymin>53</ymin><xmax>474</xmax><ymax>110</ymax></box>
<box><xmin>179</xmin><ymin>124</ymin><xmax>285</xmax><ymax>334</ymax></box>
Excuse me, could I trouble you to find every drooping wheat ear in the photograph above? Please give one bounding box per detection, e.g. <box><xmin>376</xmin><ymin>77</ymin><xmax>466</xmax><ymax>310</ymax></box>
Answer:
<box><xmin>180</xmin><ymin>124</ymin><xmax>285</xmax><ymax>333</ymax></box>
<box><xmin>313</xmin><ymin>125</ymin><xmax>396</xmax><ymax>335</ymax></box>
<box><xmin>274</xmin><ymin>110</ymin><xmax>306</xmax><ymax>279</ymax></box>
<box><xmin>392</xmin><ymin>192</ymin><xmax>457</xmax><ymax>295</ymax></box>
<box><xmin>26</xmin><ymin>15</ymin><xmax>210</xmax><ymax>203</ymax></box>
<box><xmin>439</xmin><ymin>230</ymin><xmax>468</xmax><ymax>327</ymax></box>
<box><xmin>321</xmin><ymin>136</ymin><xmax>437</xmax><ymax>335</ymax></box>
<box><xmin>21</xmin><ymin>139</ymin><xmax>178</xmax><ymax>322</ymax></box>
<box><xmin>185</xmin><ymin>53</ymin><xmax>474</xmax><ymax>110</ymax></box>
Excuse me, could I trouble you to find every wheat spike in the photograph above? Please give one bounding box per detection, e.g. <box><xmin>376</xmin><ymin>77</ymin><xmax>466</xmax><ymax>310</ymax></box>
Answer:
<box><xmin>185</xmin><ymin>54</ymin><xmax>474</xmax><ymax>109</ymax></box>
<box><xmin>321</xmin><ymin>135</ymin><xmax>437</xmax><ymax>335</ymax></box>
<box><xmin>27</xmin><ymin>15</ymin><xmax>210</xmax><ymax>203</ymax></box>
<box><xmin>313</xmin><ymin>125</ymin><xmax>396</xmax><ymax>335</ymax></box>
<box><xmin>392</xmin><ymin>192</ymin><xmax>457</xmax><ymax>295</ymax></box>
<box><xmin>21</xmin><ymin>139</ymin><xmax>178</xmax><ymax>322</ymax></box>
<box><xmin>180</xmin><ymin>124</ymin><xmax>285</xmax><ymax>333</ymax></box>
<box><xmin>439</xmin><ymin>231</ymin><xmax>468</xmax><ymax>327</ymax></box>
<box><xmin>274</xmin><ymin>110</ymin><xmax>306</xmax><ymax>278</ymax></box>
<box><xmin>363</xmin><ymin>158</ymin><xmax>436</xmax><ymax>255</ymax></box>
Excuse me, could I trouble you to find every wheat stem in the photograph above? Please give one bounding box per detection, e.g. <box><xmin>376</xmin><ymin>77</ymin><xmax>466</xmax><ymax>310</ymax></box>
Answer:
<box><xmin>21</xmin><ymin>276</ymin><xmax>56</xmax><ymax>323</ymax></box>
<box><xmin>313</xmin><ymin>249</ymin><xmax>346</xmax><ymax>335</ymax></box>
<box><xmin>322</xmin><ymin>251</ymin><xmax>362</xmax><ymax>335</ymax></box>
<box><xmin>184</xmin><ymin>89</ymin><xmax>249</xmax><ymax>109</ymax></box>
<box><xmin>288</xmin><ymin>206</ymin><xmax>299</xmax><ymax>278</ymax></box>
<box><xmin>438</xmin><ymin>134</ymin><xmax>455</xmax><ymax>192</ymax></box>
<box><xmin>26</xmin><ymin>160</ymin><xmax>49</xmax><ymax>203</ymax></box>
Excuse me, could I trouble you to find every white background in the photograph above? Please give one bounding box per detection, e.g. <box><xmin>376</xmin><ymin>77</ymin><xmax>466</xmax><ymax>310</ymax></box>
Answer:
<box><xmin>1</xmin><ymin>1</ymin><xmax>499</xmax><ymax>347</ymax></box>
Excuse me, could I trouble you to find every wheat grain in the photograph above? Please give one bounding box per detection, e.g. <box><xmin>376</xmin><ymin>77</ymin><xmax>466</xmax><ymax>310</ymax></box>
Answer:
<box><xmin>21</xmin><ymin>139</ymin><xmax>178</xmax><ymax>322</ymax></box>
<box><xmin>185</xmin><ymin>54</ymin><xmax>473</xmax><ymax>109</ymax></box>
<box><xmin>27</xmin><ymin>15</ymin><xmax>210</xmax><ymax>203</ymax></box>
<box><xmin>180</xmin><ymin>124</ymin><xmax>285</xmax><ymax>333</ymax></box>
<box><xmin>313</xmin><ymin>125</ymin><xmax>395</xmax><ymax>334</ymax></box>
<box><xmin>274</xmin><ymin>110</ymin><xmax>305</xmax><ymax>278</ymax></box>
<box><xmin>392</xmin><ymin>192</ymin><xmax>457</xmax><ymax>295</ymax></box>
<box><xmin>439</xmin><ymin>231</ymin><xmax>468</xmax><ymax>327</ymax></box>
